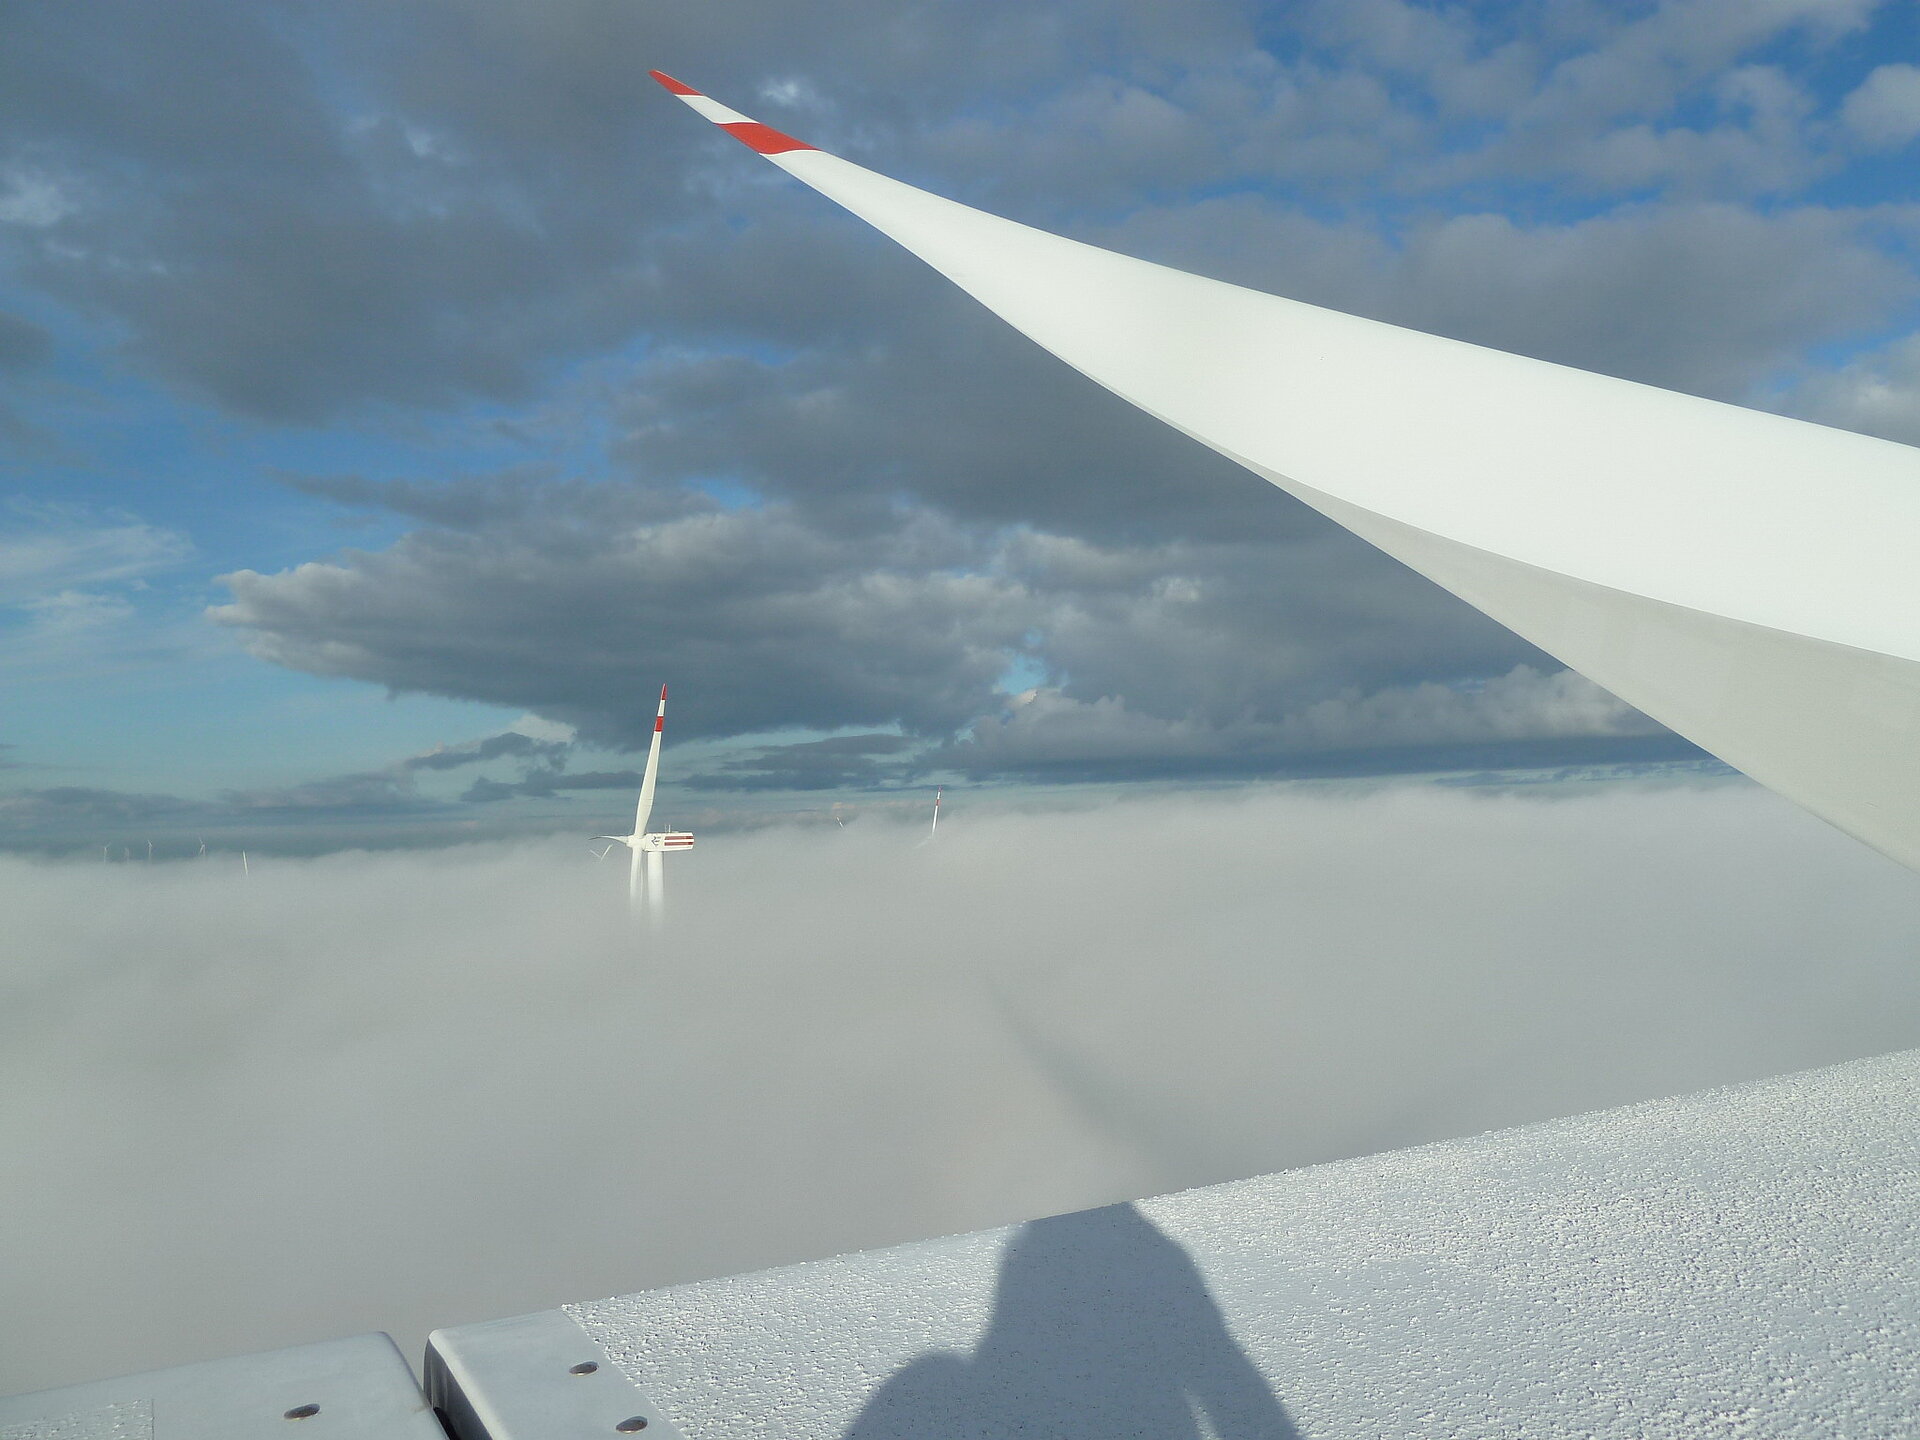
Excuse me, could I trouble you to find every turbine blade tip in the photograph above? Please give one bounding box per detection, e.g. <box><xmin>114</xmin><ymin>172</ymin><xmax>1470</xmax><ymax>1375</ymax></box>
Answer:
<box><xmin>651</xmin><ymin>73</ymin><xmax>817</xmax><ymax>156</ymax></box>
<box><xmin>648</xmin><ymin>70</ymin><xmax>701</xmax><ymax>96</ymax></box>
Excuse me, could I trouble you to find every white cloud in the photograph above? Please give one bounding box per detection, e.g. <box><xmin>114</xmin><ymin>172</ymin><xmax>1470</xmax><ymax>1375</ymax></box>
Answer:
<box><xmin>0</xmin><ymin>166</ymin><xmax>78</xmax><ymax>228</ymax></box>
<box><xmin>1786</xmin><ymin>329</ymin><xmax>1920</xmax><ymax>447</ymax></box>
<box><xmin>951</xmin><ymin>666</ymin><xmax>1658</xmax><ymax>773</ymax></box>
<box><xmin>0</xmin><ymin>501</ymin><xmax>191</xmax><ymax>603</ymax></box>
<box><xmin>508</xmin><ymin>713</ymin><xmax>577</xmax><ymax>744</ymax></box>
<box><xmin>16</xmin><ymin>587</ymin><xmax>136</xmax><ymax>637</ymax></box>
<box><xmin>4</xmin><ymin>781</ymin><xmax>1917</xmax><ymax>1393</ymax></box>
<box><xmin>1841</xmin><ymin>63</ymin><xmax>1920</xmax><ymax>149</ymax></box>
<box><xmin>0</xmin><ymin>503</ymin><xmax>199</xmax><ymax>678</ymax></box>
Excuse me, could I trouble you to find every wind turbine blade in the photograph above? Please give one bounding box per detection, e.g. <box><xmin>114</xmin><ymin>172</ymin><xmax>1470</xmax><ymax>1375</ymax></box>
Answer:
<box><xmin>634</xmin><ymin>683</ymin><xmax>667</xmax><ymax>838</ymax></box>
<box><xmin>629</xmin><ymin>843</ymin><xmax>645</xmax><ymax>910</ymax></box>
<box><xmin>656</xmin><ymin>73</ymin><xmax>1920</xmax><ymax>874</ymax></box>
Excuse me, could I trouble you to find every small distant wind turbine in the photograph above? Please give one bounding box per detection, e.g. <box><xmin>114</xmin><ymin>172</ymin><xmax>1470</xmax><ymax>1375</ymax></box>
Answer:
<box><xmin>916</xmin><ymin>786</ymin><xmax>941</xmax><ymax>847</ymax></box>
<box><xmin>596</xmin><ymin>684</ymin><xmax>694</xmax><ymax>922</ymax></box>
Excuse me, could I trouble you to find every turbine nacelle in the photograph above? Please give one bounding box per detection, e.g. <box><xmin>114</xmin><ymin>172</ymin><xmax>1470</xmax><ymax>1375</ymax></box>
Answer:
<box><xmin>637</xmin><ymin>831</ymin><xmax>695</xmax><ymax>853</ymax></box>
<box><xmin>595</xmin><ymin>832</ymin><xmax>695</xmax><ymax>853</ymax></box>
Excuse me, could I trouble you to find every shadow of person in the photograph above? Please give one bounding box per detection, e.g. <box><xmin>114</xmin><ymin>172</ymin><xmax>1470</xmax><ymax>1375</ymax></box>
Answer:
<box><xmin>844</xmin><ymin>1202</ymin><xmax>1299</xmax><ymax>1439</ymax></box>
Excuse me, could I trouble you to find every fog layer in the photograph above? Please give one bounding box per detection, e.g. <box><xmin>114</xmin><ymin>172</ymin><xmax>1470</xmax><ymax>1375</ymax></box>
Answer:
<box><xmin>6</xmin><ymin>781</ymin><xmax>1920</xmax><ymax>1392</ymax></box>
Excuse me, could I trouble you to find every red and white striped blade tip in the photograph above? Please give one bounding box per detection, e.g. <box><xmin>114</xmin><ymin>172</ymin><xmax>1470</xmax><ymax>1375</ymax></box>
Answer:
<box><xmin>647</xmin><ymin>70</ymin><xmax>817</xmax><ymax>156</ymax></box>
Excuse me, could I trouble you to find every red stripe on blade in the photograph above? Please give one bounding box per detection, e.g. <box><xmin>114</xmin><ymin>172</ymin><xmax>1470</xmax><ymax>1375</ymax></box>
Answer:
<box><xmin>722</xmin><ymin>121</ymin><xmax>814</xmax><ymax>155</ymax></box>
<box><xmin>654</xmin><ymin>717</ymin><xmax>665</xmax><ymax>732</ymax></box>
<box><xmin>648</xmin><ymin>70</ymin><xmax>702</xmax><ymax>96</ymax></box>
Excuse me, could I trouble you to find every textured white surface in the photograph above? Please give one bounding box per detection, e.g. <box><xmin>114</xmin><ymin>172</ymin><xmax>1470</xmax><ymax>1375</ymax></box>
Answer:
<box><xmin>662</xmin><ymin>81</ymin><xmax>1920</xmax><ymax>872</ymax></box>
<box><xmin>0</xmin><ymin>1401</ymin><xmax>151</xmax><ymax>1440</ymax></box>
<box><xmin>568</xmin><ymin>1048</ymin><xmax>1920</xmax><ymax>1438</ymax></box>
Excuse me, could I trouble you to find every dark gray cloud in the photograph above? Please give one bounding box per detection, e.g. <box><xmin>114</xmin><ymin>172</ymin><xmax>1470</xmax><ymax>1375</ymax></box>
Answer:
<box><xmin>0</xmin><ymin>723</ymin><xmax>609</xmax><ymax>838</ymax></box>
<box><xmin>0</xmin><ymin>785</ymin><xmax>211</xmax><ymax>828</ymax></box>
<box><xmin>213</xmin><ymin>487</ymin><xmax>1038</xmax><ymax>745</ymax></box>
<box><xmin>688</xmin><ymin>733</ymin><xmax>918</xmax><ymax>792</ymax></box>
<box><xmin>463</xmin><ymin>769</ymin><xmax>639</xmax><ymax>803</ymax></box>
<box><xmin>0</xmin><ymin>311</ymin><xmax>51</xmax><ymax>371</ymax></box>
<box><xmin>224</xmin><ymin>724</ymin><xmax>592</xmax><ymax>813</ymax></box>
<box><xmin>3</xmin><ymin>0</ymin><xmax>1906</xmax><ymax>424</ymax></box>
<box><xmin>943</xmin><ymin>669</ymin><xmax>1688</xmax><ymax>783</ymax></box>
<box><xmin>401</xmin><ymin>729</ymin><xmax>570</xmax><ymax>773</ymax></box>
<box><xmin>222</xmin><ymin>771</ymin><xmax>430</xmax><ymax>814</ymax></box>
<box><xmin>9</xmin><ymin>0</ymin><xmax>1917</xmax><ymax>790</ymax></box>
<box><xmin>0</xmin><ymin>0</ymin><xmax>1258</xmax><ymax>422</ymax></box>
<box><xmin>213</xmin><ymin>471</ymin><xmax>1598</xmax><ymax>773</ymax></box>
<box><xmin>1099</xmin><ymin>198</ymin><xmax>1914</xmax><ymax>402</ymax></box>
<box><xmin>211</xmin><ymin>468</ymin><xmax>1710</xmax><ymax>788</ymax></box>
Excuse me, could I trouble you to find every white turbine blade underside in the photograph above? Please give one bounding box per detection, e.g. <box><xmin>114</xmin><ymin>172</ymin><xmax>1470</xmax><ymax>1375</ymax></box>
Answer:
<box><xmin>658</xmin><ymin>75</ymin><xmax>1920</xmax><ymax>873</ymax></box>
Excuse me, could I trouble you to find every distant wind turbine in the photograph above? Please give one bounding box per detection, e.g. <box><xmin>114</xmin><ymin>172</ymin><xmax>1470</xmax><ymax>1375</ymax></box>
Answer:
<box><xmin>596</xmin><ymin>685</ymin><xmax>695</xmax><ymax>922</ymax></box>
<box><xmin>917</xmin><ymin>786</ymin><xmax>941</xmax><ymax>847</ymax></box>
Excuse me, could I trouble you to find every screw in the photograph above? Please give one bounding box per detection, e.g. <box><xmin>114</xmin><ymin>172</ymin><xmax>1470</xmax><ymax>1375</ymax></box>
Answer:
<box><xmin>615</xmin><ymin>1419</ymin><xmax>649</xmax><ymax>1433</ymax></box>
<box><xmin>284</xmin><ymin>1404</ymin><xmax>320</xmax><ymax>1420</ymax></box>
<box><xmin>569</xmin><ymin>1362</ymin><xmax>599</xmax><ymax>1375</ymax></box>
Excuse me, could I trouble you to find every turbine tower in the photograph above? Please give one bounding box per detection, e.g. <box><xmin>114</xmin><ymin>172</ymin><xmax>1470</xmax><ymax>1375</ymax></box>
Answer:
<box><xmin>598</xmin><ymin>684</ymin><xmax>695</xmax><ymax>922</ymax></box>
<box><xmin>913</xmin><ymin>786</ymin><xmax>942</xmax><ymax>848</ymax></box>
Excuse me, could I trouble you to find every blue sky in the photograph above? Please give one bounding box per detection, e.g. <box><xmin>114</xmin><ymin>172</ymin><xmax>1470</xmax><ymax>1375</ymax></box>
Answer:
<box><xmin>3</xmin><ymin>0</ymin><xmax>1918</xmax><ymax>846</ymax></box>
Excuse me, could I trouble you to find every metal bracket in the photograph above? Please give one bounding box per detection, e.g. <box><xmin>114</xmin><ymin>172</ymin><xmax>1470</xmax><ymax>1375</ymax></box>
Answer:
<box><xmin>425</xmin><ymin>1312</ymin><xmax>684</xmax><ymax>1440</ymax></box>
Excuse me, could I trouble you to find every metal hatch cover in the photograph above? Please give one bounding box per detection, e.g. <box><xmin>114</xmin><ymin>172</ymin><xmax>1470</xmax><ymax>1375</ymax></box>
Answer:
<box><xmin>426</xmin><ymin>1311</ymin><xmax>684</xmax><ymax>1440</ymax></box>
